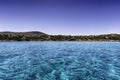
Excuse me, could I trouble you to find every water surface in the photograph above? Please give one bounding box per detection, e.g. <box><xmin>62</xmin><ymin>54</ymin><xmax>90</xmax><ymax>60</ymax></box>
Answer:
<box><xmin>0</xmin><ymin>42</ymin><xmax>120</xmax><ymax>80</ymax></box>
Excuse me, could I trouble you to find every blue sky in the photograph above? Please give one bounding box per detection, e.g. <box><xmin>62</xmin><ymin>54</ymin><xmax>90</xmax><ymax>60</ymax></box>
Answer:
<box><xmin>0</xmin><ymin>0</ymin><xmax>120</xmax><ymax>35</ymax></box>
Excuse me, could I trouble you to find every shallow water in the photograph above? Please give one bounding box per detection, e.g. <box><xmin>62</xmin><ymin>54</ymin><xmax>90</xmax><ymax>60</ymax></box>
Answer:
<box><xmin>0</xmin><ymin>42</ymin><xmax>120</xmax><ymax>80</ymax></box>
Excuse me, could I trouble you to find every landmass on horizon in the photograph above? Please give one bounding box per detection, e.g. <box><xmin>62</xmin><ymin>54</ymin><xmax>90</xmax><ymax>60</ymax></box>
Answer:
<box><xmin>0</xmin><ymin>31</ymin><xmax>120</xmax><ymax>41</ymax></box>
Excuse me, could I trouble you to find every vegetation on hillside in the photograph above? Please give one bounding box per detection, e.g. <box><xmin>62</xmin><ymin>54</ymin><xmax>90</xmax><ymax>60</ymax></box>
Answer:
<box><xmin>0</xmin><ymin>32</ymin><xmax>120</xmax><ymax>41</ymax></box>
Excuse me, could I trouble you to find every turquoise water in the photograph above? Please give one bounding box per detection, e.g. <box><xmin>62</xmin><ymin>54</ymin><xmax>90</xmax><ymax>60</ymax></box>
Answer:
<box><xmin>0</xmin><ymin>42</ymin><xmax>120</xmax><ymax>80</ymax></box>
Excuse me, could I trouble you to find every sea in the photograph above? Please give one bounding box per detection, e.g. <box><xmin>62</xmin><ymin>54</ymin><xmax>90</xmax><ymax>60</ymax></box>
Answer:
<box><xmin>0</xmin><ymin>42</ymin><xmax>120</xmax><ymax>80</ymax></box>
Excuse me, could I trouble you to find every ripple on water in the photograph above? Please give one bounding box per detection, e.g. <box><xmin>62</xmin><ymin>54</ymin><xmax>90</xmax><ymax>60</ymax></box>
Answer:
<box><xmin>0</xmin><ymin>42</ymin><xmax>120</xmax><ymax>80</ymax></box>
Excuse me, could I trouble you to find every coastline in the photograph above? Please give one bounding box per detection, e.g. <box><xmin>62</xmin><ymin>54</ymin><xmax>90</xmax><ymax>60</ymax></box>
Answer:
<box><xmin>0</xmin><ymin>40</ymin><xmax>120</xmax><ymax>42</ymax></box>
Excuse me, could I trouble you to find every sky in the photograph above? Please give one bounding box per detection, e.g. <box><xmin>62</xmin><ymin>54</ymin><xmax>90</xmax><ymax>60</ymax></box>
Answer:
<box><xmin>0</xmin><ymin>0</ymin><xmax>120</xmax><ymax>35</ymax></box>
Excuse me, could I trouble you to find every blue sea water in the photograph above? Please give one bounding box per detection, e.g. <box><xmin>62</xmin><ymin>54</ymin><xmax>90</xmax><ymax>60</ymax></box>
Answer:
<box><xmin>0</xmin><ymin>42</ymin><xmax>120</xmax><ymax>80</ymax></box>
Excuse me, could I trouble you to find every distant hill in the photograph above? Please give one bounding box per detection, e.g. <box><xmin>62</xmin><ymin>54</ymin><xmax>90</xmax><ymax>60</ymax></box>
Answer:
<box><xmin>0</xmin><ymin>31</ymin><xmax>47</xmax><ymax>37</ymax></box>
<box><xmin>0</xmin><ymin>31</ymin><xmax>120</xmax><ymax>41</ymax></box>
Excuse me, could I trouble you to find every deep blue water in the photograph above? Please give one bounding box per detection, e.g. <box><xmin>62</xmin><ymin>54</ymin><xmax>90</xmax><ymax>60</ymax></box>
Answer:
<box><xmin>0</xmin><ymin>42</ymin><xmax>120</xmax><ymax>80</ymax></box>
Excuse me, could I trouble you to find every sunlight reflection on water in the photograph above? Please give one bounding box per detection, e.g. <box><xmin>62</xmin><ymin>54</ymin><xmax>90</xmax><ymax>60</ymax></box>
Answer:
<box><xmin>0</xmin><ymin>42</ymin><xmax>120</xmax><ymax>80</ymax></box>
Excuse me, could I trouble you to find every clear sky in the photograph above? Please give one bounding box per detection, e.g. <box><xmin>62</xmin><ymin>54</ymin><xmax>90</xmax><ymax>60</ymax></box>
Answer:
<box><xmin>0</xmin><ymin>0</ymin><xmax>120</xmax><ymax>35</ymax></box>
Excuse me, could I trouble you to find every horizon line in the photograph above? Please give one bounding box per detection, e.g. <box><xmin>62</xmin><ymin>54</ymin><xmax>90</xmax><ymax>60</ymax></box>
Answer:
<box><xmin>0</xmin><ymin>31</ymin><xmax>119</xmax><ymax>36</ymax></box>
